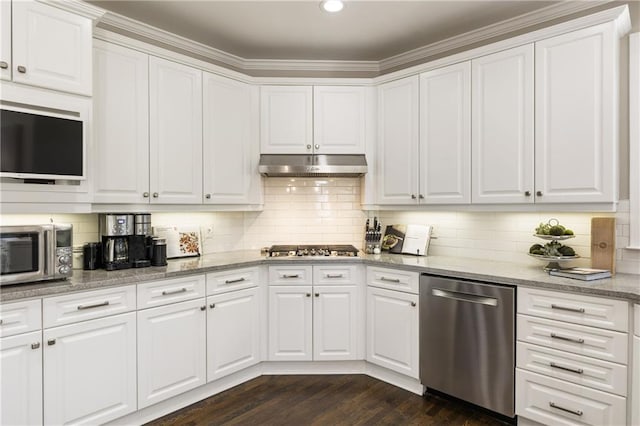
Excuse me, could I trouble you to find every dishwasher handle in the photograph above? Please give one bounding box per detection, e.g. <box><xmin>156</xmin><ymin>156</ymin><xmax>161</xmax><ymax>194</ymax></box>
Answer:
<box><xmin>431</xmin><ymin>288</ymin><xmax>498</xmax><ymax>306</ymax></box>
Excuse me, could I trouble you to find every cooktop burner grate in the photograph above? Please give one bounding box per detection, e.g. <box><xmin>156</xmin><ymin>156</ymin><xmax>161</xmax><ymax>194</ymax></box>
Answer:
<box><xmin>267</xmin><ymin>244</ymin><xmax>359</xmax><ymax>257</ymax></box>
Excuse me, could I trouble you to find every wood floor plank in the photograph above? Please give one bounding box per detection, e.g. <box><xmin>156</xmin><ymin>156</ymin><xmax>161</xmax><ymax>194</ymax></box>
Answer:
<box><xmin>146</xmin><ymin>375</ymin><xmax>509</xmax><ymax>426</ymax></box>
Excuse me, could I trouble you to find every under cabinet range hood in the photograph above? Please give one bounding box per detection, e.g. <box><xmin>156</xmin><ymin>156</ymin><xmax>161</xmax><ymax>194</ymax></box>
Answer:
<box><xmin>258</xmin><ymin>154</ymin><xmax>367</xmax><ymax>177</ymax></box>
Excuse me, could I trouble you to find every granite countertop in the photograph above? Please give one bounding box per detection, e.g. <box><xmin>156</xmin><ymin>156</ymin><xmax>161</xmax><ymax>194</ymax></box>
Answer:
<box><xmin>1</xmin><ymin>251</ymin><xmax>639</xmax><ymax>303</ymax></box>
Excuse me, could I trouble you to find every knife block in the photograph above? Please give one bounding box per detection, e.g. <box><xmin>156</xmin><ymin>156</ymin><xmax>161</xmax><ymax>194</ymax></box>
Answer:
<box><xmin>591</xmin><ymin>217</ymin><xmax>616</xmax><ymax>275</ymax></box>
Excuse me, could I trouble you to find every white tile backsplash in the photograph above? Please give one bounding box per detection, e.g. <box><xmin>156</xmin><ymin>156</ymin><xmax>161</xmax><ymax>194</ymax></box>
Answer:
<box><xmin>1</xmin><ymin>180</ymin><xmax>638</xmax><ymax>274</ymax></box>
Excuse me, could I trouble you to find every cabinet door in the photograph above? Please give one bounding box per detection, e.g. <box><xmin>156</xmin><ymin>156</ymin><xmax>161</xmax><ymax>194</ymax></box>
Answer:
<box><xmin>633</xmin><ymin>335</ymin><xmax>640</xmax><ymax>426</ymax></box>
<box><xmin>93</xmin><ymin>41</ymin><xmax>150</xmax><ymax>204</ymax></box>
<box><xmin>472</xmin><ymin>45</ymin><xmax>534</xmax><ymax>204</ymax></box>
<box><xmin>377</xmin><ymin>76</ymin><xmax>420</xmax><ymax>204</ymax></box>
<box><xmin>1</xmin><ymin>331</ymin><xmax>43</xmax><ymax>426</ymax></box>
<box><xmin>203</xmin><ymin>72</ymin><xmax>262</xmax><ymax>204</ymax></box>
<box><xmin>207</xmin><ymin>287</ymin><xmax>260</xmax><ymax>381</ymax></box>
<box><xmin>268</xmin><ymin>286</ymin><xmax>312</xmax><ymax>361</ymax></box>
<box><xmin>313</xmin><ymin>285</ymin><xmax>358</xmax><ymax>361</ymax></box>
<box><xmin>313</xmin><ymin>86</ymin><xmax>366</xmax><ymax>154</ymax></box>
<box><xmin>149</xmin><ymin>56</ymin><xmax>203</xmax><ymax>204</ymax></box>
<box><xmin>419</xmin><ymin>62</ymin><xmax>471</xmax><ymax>204</ymax></box>
<box><xmin>137</xmin><ymin>298</ymin><xmax>206</xmax><ymax>409</ymax></box>
<box><xmin>260</xmin><ymin>86</ymin><xmax>313</xmax><ymax>154</ymax></box>
<box><xmin>366</xmin><ymin>286</ymin><xmax>419</xmax><ymax>378</ymax></box>
<box><xmin>535</xmin><ymin>23</ymin><xmax>616</xmax><ymax>203</ymax></box>
<box><xmin>0</xmin><ymin>0</ymin><xmax>10</xmax><ymax>81</ymax></box>
<box><xmin>12</xmin><ymin>1</ymin><xmax>92</xmax><ymax>95</ymax></box>
<box><xmin>43</xmin><ymin>313</ymin><xmax>137</xmax><ymax>425</ymax></box>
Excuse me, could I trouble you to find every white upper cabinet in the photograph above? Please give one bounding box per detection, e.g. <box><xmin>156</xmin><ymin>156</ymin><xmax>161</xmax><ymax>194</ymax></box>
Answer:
<box><xmin>472</xmin><ymin>44</ymin><xmax>534</xmax><ymax>204</ymax></box>
<box><xmin>0</xmin><ymin>0</ymin><xmax>11</xmax><ymax>81</ymax></box>
<box><xmin>203</xmin><ymin>72</ymin><xmax>262</xmax><ymax>204</ymax></box>
<box><xmin>535</xmin><ymin>23</ymin><xmax>617</xmax><ymax>203</ymax></box>
<box><xmin>419</xmin><ymin>62</ymin><xmax>471</xmax><ymax>204</ymax></box>
<box><xmin>376</xmin><ymin>76</ymin><xmax>420</xmax><ymax>204</ymax></box>
<box><xmin>260</xmin><ymin>85</ymin><xmax>313</xmax><ymax>154</ymax></box>
<box><xmin>93</xmin><ymin>41</ymin><xmax>150</xmax><ymax>204</ymax></box>
<box><xmin>149</xmin><ymin>56</ymin><xmax>203</xmax><ymax>204</ymax></box>
<box><xmin>313</xmin><ymin>86</ymin><xmax>366</xmax><ymax>154</ymax></box>
<box><xmin>11</xmin><ymin>0</ymin><xmax>92</xmax><ymax>95</ymax></box>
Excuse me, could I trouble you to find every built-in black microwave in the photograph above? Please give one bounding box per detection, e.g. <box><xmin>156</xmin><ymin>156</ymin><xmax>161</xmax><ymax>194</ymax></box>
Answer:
<box><xmin>0</xmin><ymin>108</ymin><xmax>85</xmax><ymax>180</ymax></box>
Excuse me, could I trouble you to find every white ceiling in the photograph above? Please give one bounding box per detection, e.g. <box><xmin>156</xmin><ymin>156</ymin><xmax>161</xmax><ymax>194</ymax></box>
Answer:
<box><xmin>90</xmin><ymin>0</ymin><xmax>575</xmax><ymax>62</ymax></box>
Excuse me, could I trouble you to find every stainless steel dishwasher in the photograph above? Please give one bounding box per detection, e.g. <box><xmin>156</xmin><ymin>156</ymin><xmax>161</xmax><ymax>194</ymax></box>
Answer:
<box><xmin>419</xmin><ymin>274</ymin><xmax>515</xmax><ymax>418</ymax></box>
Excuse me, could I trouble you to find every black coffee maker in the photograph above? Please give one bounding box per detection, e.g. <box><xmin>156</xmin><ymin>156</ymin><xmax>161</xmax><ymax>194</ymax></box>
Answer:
<box><xmin>129</xmin><ymin>213</ymin><xmax>152</xmax><ymax>268</ymax></box>
<box><xmin>99</xmin><ymin>214</ymin><xmax>134</xmax><ymax>270</ymax></box>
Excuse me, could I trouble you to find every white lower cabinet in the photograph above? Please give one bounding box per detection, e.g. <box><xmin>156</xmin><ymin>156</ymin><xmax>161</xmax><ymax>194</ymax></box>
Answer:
<box><xmin>1</xmin><ymin>330</ymin><xmax>43</xmax><ymax>426</ymax></box>
<box><xmin>43</xmin><ymin>312</ymin><xmax>137</xmax><ymax>425</ymax></box>
<box><xmin>268</xmin><ymin>285</ymin><xmax>313</xmax><ymax>361</ymax></box>
<box><xmin>366</xmin><ymin>286</ymin><xmax>419</xmax><ymax>378</ymax></box>
<box><xmin>207</xmin><ymin>287</ymin><xmax>261</xmax><ymax>381</ymax></box>
<box><xmin>313</xmin><ymin>285</ymin><xmax>358</xmax><ymax>361</ymax></box>
<box><xmin>632</xmin><ymin>304</ymin><xmax>640</xmax><ymax>426</ymax></box>
<box><xmin>137</xmin><ymin>298</ymin><xmax>207</xmax><ymax>409</ymax></box>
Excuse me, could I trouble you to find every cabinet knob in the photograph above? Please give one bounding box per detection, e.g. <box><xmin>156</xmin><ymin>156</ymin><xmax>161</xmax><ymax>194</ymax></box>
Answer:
<box><xmin>306</xmin><ymin>293</ymin><xmax>311</xmax><ymax>297</ymax></box>
<box><xmin>143</xmin><ymin>192</ymin><xmax>149</xmax><ymax>198</ymax></box>
<box><xmin>17</xmin><ymin>65</ymin><xmax>26</xmax><ymax>73</ymax></box>
<box><xmin>306</xmin><ymin>144</ymin><xmax>312</xmax><ymax>150</ymax></box>
<box><xmin>200</xmin><ymin>305</ymin><xmax>206</xmax><ymax>311</ymax></box>
<box><xmin>47</xmin><ymin>339</ymin><xmax>56</xmax><ymax>346</ymax></box>
<box><xmin>205</xmin><ymin>194</ymin><xmax>211</xmax><ymax>199</ymax></box>
<box><xmin>152</xmin><ymin>192</ymin><xmax>159</xmax><ymax>198</ymax></box>
<box><xmin>419</xmin><ymin>194</ymin><xmax>424</xmax><ymax>199</ymax></box>
<box><xmin>411</xmin><ymin>302</ymin><xmax>416</xmax><ymax>307</ymax></box>
<box><xmin>314</xmin><ymin>293</ymin><xmax>319</xmax><ymax>297</ymax></box>
<box><xmin>536</xmin><ymin>191</ymin><xmax>543</xmax><ymax>196</ymax></box>
<box><xmin>0</xmin><ymin>61</ymin><xmax>8</xmax><ymax>69</ymax></box>
<box><xmin>524</xmin><ymin>191</ymin><xmax>531</xmax><ymax>196</ymax></box>
<box><xmin>314</xmin><ymin>144</ymin><xmax>320</xmax><ymax>150</ymax></box>
<box><xmin>411</xmin><ymin>194</ymin><xmax>417</xmax><ymax>199</ymax></box>
<box><xmin>209</xmin><ymin>303</ymin><xmax>215</xmax><ymax>309</ymax></box>
<box><xmin>31</xmin><ymin>342</ymin><xmax>41</xmax><ymax>350</ymax></box>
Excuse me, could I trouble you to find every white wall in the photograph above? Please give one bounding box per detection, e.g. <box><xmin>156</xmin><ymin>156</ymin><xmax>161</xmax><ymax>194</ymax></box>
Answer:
<box><xmin>1</xmin><ymin>178</ymin><xmax>638</xmax><ymax>274</ymax></box>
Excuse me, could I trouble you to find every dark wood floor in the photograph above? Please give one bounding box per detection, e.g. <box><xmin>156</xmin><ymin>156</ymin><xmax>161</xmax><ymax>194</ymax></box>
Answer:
<box><xmin>146</xmin><ymin>375</ymin><xmax>509</xmax><ymax>426</ymax></box>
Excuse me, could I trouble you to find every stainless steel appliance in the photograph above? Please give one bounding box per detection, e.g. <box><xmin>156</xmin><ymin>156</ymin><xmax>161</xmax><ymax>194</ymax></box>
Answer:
<box><xmin>0</xmin><ymin>224</ymin><xmax>73</xmax><ymax>285</ymax></box>
<box><xmin>129</xmin><ymin>213</ymin><xmax>152</xmax><ymax>268</ymax></box>
<box><xmin>419</xmin><ymin>274</ymin><xmax>515</xmax><ymax>418</ymax></box>
<box><xmin>267</xmin><ymin>244</ymin><xmax>359</xmax><ymax>257</ymax></box>
<box><xmin>99</xmin><ymin>214</ymin><xmax>134</xmax><ymax>270</ymax></box>
<box><xmin>258</xmin><ymin>154</ymin><xmax>367</xmax><ymax>177</ymax></box>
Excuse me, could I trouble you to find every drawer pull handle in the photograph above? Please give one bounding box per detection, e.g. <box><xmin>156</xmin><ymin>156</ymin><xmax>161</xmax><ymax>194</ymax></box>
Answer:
<box><xmin>550</xmin><ymin>333</ymin><xmax>584</xmax><ymax>344</ymax></box>
<box><xmin>549</xmin><ymin>402</ymin><xmax>583</xmax><ymax>417</ymax></box>
<box><xmin>283</xmin><ymin>274</ymin><xmax>300</xmax><ymax>279</ymax></box>
<box><xmin>47</xmin><ymin>339</ymin><xmax>56</xmax><ymax>346</ymax></box>
<box><xmin>162</xmin><ymin>288</ymin><xmax>187</xmax><ymax>296</ymax></box>
<box><xmin>411</xmin><ymin>302</ymin><xmax>417</xmax><ymax>307</ymax></box>
<box><xmin>326</xmin><ymin>274</ymin><xmax>344</xmax><ymax>278</ymax></box>
<box><xmin>549</xmin><ymin>362</ymin><xmax>584</xmax><ymax>375</ymax></box>
<box><xmin>0</xmin><ymin>61</ymin><xmax>8</xmax><ymax>69</ymax></box>
<box><xmin>225</xmin><ymin>277</ymin><xmax>246</xmax><ymax>284</ymax></box>
<box><xmin>551</xmin><ymin>304</ymin><xmax>585</xmax><ymax>313</ymax></box>
<box><xmin>380</xmin><ymin>276</ymin><xmax>401</xmax><ymax>283</ymax></box>
<box><xmin>209</xmin><ymin>303</ymin><xmax>215</xmax><ymax>309</ymax></box>
<box><xmin>200</xmin><ymin>305</ymin><xmax>206</xmax><ymax>311</ymax></box>
<box><xmin>306</xmin><ymin>293</ymin><xmax>311</xmax><ymax>297</ymax></box>
<box><xmin>77</xmin><ymin>301</ymin><xmax>109</xmax><ymax>310</ymax></box>
<box><xmin>0</xmin><ymin>319</ymin><xmax>3</xmax><ymax>325</ymax></box>
<box><xmin>31</xmin><ymin>342</ymin><xmax>40</xmax><ymax>350</ymax></box>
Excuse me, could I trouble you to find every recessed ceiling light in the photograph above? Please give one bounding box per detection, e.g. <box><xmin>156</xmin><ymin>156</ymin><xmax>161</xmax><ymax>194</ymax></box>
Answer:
<box><xmin>320</xmin><ymin>0</ymin><xmax>344</xmax><ymax>13</ymax></box>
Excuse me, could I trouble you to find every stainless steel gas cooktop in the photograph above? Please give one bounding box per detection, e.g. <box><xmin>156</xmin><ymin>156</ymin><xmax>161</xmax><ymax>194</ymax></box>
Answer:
<box><xmin>267</xmin><ymin>245</ymin><xmax>359</xmax><ymax>257</ymax></box>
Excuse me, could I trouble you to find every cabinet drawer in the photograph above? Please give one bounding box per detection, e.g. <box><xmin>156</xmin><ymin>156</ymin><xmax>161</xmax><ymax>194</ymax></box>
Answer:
<box><xmin>43</xmin><ymin>286</ymin><xmax>136</xmax><ymax>328</ymax></box>
<box><xmin>517</xmin><ymin>342</ymin><xmax>627</xmax><ymax>396</ymax></box>
<box><xmin>516</xmin><ymin>369</ymin><xmax>626</xmax><ymax>426</ymax></box>
<box><xmin>517</xmin><ymin>314</ymin><xmax>628</xmax><ymax>364</ymax></box>
<box><xmin>268</xmin><ymin>265</ymin><xmax>312</xmax><ymax>285</ymax></box>
<box><xmin>0</xmin><ymin>299</ymin><xmax>41</xmax><ymax>338</ymax></box>
<box><xmin>366</xmin><ymin>266</ymin><xmax>419</xmax><ymax>294</ymax></box>
<box><xmin>313</xmin><ymin>264</ymin><xmax>360</xmax><ymax>285</ymax></box>
<box><xmin>518</xmin><ymin>287</ymin><xmax>628</xmax><ymax>332</ymax></box>
<box><xmin>207</xmin><ymin>267</ymin><xmax>259</xmax><ymax>295</ymax></box>
<box><xmin>138</xmin><ymin>275</ymin><xmax>206</xmax><ymax>309</ymax></box>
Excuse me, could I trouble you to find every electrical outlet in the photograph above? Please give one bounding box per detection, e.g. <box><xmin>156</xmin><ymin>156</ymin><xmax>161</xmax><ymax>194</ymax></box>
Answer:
<box><xmin>202</xmin><ymin>225</ymin><xmax>214</xmax><ymax>241</ymax></box>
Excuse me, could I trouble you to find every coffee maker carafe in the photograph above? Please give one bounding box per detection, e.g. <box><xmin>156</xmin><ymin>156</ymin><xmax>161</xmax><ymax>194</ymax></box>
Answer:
<box><xmin>99</xmin><ymin>214</ymin><xmax>134</xmax><ymax>270</ymax></box>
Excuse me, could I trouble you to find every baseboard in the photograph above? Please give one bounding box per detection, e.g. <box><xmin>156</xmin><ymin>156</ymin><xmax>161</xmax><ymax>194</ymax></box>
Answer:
<box><xmin>105</xmin><ymin>361</ymin><xmax>422</xmax><ymax>425</ymax></box>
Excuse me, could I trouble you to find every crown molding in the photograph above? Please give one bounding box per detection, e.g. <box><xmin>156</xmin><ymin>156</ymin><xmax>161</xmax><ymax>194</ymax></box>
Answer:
<box><xmin>40</xmin><ymin>0</ymin><xmax>105</xmax><ymax>20</ymax></box>
<box><xmin>378</xmin><ymin>0</ymin><xmax>612</xmax><ymax>72</ymax></box>
<box><xmin>93</xmin><ymin>0</ymin><xmax>617</xmax><ymax>75</ymax></box>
